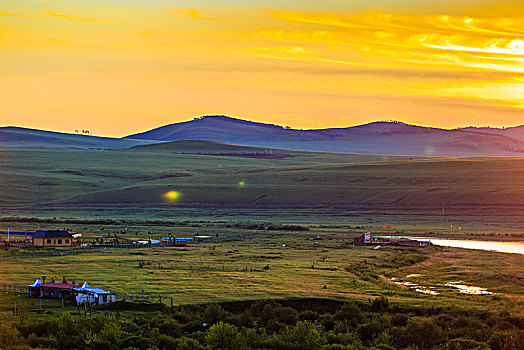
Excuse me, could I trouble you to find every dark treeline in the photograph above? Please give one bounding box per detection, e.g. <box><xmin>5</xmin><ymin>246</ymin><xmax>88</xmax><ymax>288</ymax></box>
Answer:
<box><xmin>1</xmin><ymin>297</ymin><xmax>522</xmax><ymax>349</ymax></box>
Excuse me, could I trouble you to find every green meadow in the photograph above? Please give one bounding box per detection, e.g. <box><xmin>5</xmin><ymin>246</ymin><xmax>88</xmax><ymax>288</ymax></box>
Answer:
<box><xmin>1</xmin><ymin>141</ymin><xmax>524</xmax><ymax>238</ymax></box>
<box><xmin>1</xmin><ymin>232</ymin><xmax>522</xmax><ymax>321</ymax></box>
<box><xmin>1</xmin><ymin>142</ymin><xmax>523</xmax><ymax>348</ymax></box>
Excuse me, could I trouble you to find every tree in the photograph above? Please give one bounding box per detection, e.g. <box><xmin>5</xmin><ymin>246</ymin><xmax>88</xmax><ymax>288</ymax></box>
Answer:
<box><xmin>206</xmin><ymin>322</ymin><xmax>240</xmax><ymax>349</ymax></box>
<box><xmin>283</xmin><ymin>321</ymin><xmax>323</xmax><ymax>349</ymax></box>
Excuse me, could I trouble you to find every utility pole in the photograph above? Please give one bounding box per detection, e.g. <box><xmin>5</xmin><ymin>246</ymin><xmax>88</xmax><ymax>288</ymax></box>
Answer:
<box><xmin>441</xmin><ymin>201</ymin><xmax>445</xmax><ymax>229</ymax></box>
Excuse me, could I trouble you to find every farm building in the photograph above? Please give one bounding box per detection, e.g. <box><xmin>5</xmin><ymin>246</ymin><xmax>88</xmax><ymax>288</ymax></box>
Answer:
<box><xmin>32</xmin><ymin>230</ymin><xmax>73</xmax><ymax>247</ymax></box>
<box><xmin>396</xmin><ymin>240</ymin><xmax>432</xmax><ymax>247</ymax></box>
<box><xmin>353</xmin><ymin>233</ymin><xmax>391</xmax><ymax>246</ymax></box>
<box><xmin>353</xmin><ymin>232</ymin><xmax>371</xmax><ymax>246</ymax></box>
<box><xmin>74</xmin><ymin>282</ymin><xmax>115</xmax><ymax>305</ymax></box>
<box><xmin>162</xmin><ymin>237</ymin><xmax>193</xmax><ymax>246</ymax></box>
<box><xmin>27</xmin><ymin>277</ymin><xmax>80</xmax><ymax>300</ymax></box>
<box><xmin>27</xmin><ymin>278</ymin><xmax>116</xmax><ymax>305</ymax></box>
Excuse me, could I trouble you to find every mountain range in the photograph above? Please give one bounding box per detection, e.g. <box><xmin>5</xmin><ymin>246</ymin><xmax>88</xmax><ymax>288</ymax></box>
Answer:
<box><xmin>2</xmin><ymin>115</ymin><xmax>524</xmax><ymax>156</ymax></box>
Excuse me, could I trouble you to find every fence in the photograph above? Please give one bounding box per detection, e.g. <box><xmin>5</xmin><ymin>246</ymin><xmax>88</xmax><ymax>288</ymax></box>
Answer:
<box><xmin>1</xmin><ymin>283</ymin><xmax>28</xmax><ymax>294</ymax></box>
<box><xmin>121</xmin><ymin>293</ymin><xmax>174</xmax><ymax>306</ymax></box>
<box><xmin>0</xmin><ymin>243</ymin><xmax>153</xmax><ymax>263</ymax></box>
<box><xmin>0</xmin><ymin>233</ymin><xmax>257</xmax><ymax>263</ymax></box>
<box><xmin>2</xmin><ymin>282</ymin><xmax>176</xmax><ymax>309</ymax></box>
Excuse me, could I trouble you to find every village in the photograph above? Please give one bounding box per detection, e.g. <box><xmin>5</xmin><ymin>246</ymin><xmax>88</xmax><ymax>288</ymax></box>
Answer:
<box><xmin>1</xmin><ymin>228</ymin><xmax>433</xmax><ymax>315</ymax></box>
<box><xmin>1</xmin><ymin>229</ymin><xmax>432</xmax><ymax>248</ymax></box>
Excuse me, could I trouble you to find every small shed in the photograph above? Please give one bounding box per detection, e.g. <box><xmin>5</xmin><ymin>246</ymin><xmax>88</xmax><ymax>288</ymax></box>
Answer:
<box><xmin>74</xmin><ymin>282</ymin><xmax>115</xmax><ymax>305</ymax></box>
<box><xmin>32</xmin><ymin>230</ymin><xmax>74</xmax><ymax>247</ymax></box>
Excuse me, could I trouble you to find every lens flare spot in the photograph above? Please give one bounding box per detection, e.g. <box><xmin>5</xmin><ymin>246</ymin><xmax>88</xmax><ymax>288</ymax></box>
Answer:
<box><xmin>424</xmin><ymin>145</ymin><xmax>435</xmax><ymax>155</ymax></box>
<box><xmin>238</xmin><ymin>181</ymin><xmax>246</xmax><ymax>187</ymax></box>
<box><xmin>163</xmin><ymin>191</ymin><xmax>181</xmax><ymax>202</ymax></box>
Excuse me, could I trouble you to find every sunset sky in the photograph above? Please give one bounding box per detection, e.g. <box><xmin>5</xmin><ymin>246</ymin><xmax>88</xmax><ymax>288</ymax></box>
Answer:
<box><xmin>1</xmin><ymin>0</ymin><xmax>523</xmax><ymax>137</ymax></box>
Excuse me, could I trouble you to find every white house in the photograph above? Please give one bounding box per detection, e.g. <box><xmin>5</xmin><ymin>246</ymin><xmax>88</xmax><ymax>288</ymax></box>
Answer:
<box><xmin>73</xmin><ymin>282</ymin><xmax>115</xmax><ymax>305</ymax></box>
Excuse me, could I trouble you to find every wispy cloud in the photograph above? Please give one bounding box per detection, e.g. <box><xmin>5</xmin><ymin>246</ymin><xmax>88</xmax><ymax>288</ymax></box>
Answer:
<box><xmin>43</xmin><ymin>8</ymin><xmax>116</xmax><ymax>24</ymax></box>
<box><xmin>168</xmin><ymin>8</ymin><xmax>234</xmax><ymax>22</ymax></box>
<box><xmin>259</xmin><ymin>9</ymin><xmax>524</xmax><ymax>74</ymax></box>
<box><xmin>0</xmin><ymin>10</ymin><xmax>32</xmax><ymax>18</ymax></box>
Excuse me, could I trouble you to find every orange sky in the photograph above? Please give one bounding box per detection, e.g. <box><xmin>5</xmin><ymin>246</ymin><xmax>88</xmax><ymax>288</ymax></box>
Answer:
<box><xmin>1</xmin><ymin>1</ymin><xmax>523</xmax><ymax>137</ymax></box>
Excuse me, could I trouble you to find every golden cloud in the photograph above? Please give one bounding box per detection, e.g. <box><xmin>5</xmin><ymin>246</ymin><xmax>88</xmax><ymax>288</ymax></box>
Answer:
<box><xmin>43</xmin><ymin>8</ymin><xmax>116</xmax><ymax>24</ymax></box>
<box><xmin>167</xmin><ymin>7</ymin><xmax>234</xmax><ymax>22</ymax></box>
<box><xmin>0</xmin><ymin>10</ymin><xmax>32</xmax><ymax>18</ymax></box>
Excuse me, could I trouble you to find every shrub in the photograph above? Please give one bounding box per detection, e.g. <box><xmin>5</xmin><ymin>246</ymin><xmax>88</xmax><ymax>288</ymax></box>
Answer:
<box><xmin>371</xmin><ymin>296</ymin><xmax>389</xmax><ymax>313</ymax></box>
<box><xmin>444</xmin><ymin>338</ymin><xmax>490</xmax><ymax>349</ymax></box>
<box><xmin>0</xmin><ymin>323</ymin><xmax>24</xmax><ymax>349</ymax></box>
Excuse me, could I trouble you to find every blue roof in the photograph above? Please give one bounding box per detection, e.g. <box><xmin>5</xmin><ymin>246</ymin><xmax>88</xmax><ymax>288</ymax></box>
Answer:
<box><xmin>73</xmin><ymin>282</ymin><xmax>113</xmax><ymax>295</ymax></box>
<box><xmin>28</xmin><ymin>278</ymin><xmax>43</xmax><ymax>287</ymax></box>
<box><xmin>73</xmin><ymin>287</ymin><xmax>113</xmax><ymax>295</ymax></box>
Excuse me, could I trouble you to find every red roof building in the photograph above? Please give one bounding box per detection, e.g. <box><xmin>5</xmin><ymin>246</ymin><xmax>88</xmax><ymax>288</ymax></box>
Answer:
<box><xmin>27</xmin><ymin>277</ymin><xmax>80</xmax><ymax>300</ymax></box>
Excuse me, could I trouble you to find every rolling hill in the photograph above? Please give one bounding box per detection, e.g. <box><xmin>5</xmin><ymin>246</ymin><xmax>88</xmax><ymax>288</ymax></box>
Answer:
<box><xmin>0</xmin><ymin>126</ymin><xmax>152</xmax><ymax>150</ymax></box>
<box><xmin>125</xmin><ymin>116</ymin><xmax>524</xmax><ymax>157</ymax></box>
<box><xmin>457</xmin><ymin>125</ymin><xmax>524</xmax><ymax>143</ymax></box>
<box><xmin>3</xmin><ymin>143</ymin><xmax>524</xmax><ymax>232</ymax></box>
<box><xmin>3</xmin><ymin>116</ymin><xmax>524</xmax><ymax>156</ymax></box>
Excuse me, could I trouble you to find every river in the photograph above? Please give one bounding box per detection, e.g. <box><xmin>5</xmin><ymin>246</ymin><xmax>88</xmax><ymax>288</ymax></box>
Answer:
<box><xmin>424</xmin><ymin>238</ymin><xmax>524</xmax><ymax>255</ymax></box>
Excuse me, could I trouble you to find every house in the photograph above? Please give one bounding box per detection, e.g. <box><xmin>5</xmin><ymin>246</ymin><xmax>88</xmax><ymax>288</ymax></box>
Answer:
<box><xmin>353</xmin><ymin>232</ymin><xmax>371</xmax><ymax>246</ymax></box>
<box><xmin>32</xmin><ymin>230</ymin><xmax>73</xmax><ymax>247</ymax></box>
<box><xmin>27</xmin><ymin>277</ymin><xmax>80</xmax><ymax>300</ymax></box>
<box><xmin>74</xmin><ymin>282</ymin><xmax>115</xmax><ymax>305</ymax></box>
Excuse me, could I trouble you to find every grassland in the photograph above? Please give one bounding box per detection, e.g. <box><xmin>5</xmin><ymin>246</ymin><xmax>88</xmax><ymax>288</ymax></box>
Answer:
<box><xmin>1</xmin><ymin>142</ymin><xmax>524</xmax><ymax>239</ymax></box>
<box><xmin>1</xmin><ymin>141</ymin><xmax>523</xmax><ymax>347</ymax></box>
<box><xmin>0</xmin><ymin>231</ymin><xmax>522</xmax><ymax>323</ymax></box>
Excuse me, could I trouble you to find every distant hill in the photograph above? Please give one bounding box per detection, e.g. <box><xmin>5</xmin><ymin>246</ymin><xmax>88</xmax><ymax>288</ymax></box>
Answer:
<box><xmin>4</xmin><ymin>117</ymin><xmax>524</xmax><ymax>156</ymax></box>
<box><xmin>457</xmin><ymin>125</ymin><xmax>524</xmax><ymax>143</ymax></box>
<box><xmin>0</xmin><ymin>127</ymin><xmax>151</xmax><ymax>150</ymax></box>
<box><xmin>125</xmin><ymin>116</ymin><xmax>524</xmax><ymax>156</ymax></box>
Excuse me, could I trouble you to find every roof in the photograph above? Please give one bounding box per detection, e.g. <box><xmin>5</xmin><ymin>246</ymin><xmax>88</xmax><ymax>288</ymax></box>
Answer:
<box><xmin>28</xmin><ymin>278</ymin><xmax>43</xmax><ymax>287</ymax></box>
<box><xmin>74</xmin><ymin>282</ymin><xmax>113</xmax><ymax>295</ymax></box>
<box><xmin>38</xmin><ymin>282</ymin><xmax>80</xmax><ymax>289</ymax></box>
<box><xmin>32</xmin><ymin>230</ymin><xmax>73</xmax><ymax>239</ymax></box>
<box><xmin>74</xmin><ymin>287</ymin><xmax>114</xmax><ymax>295</ymax></box>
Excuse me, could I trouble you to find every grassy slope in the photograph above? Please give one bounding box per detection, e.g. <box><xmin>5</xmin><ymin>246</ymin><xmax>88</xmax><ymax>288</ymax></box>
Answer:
<box><xmin>2</xmin><ymin>142</ymin><xmax>524</xmax><ymax>234</ymax></box>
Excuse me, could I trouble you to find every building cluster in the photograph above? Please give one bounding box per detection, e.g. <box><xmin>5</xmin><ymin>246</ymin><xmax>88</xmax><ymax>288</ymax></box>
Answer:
<box><xmin>353</xmin><ymin>233</ymin><xmax>431</xmax><ymax>247</ymax></box>
<box><xmin>27</xmin><ymin>277</ymin><xmax>115</xmax><ymax>305</ymax></box>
